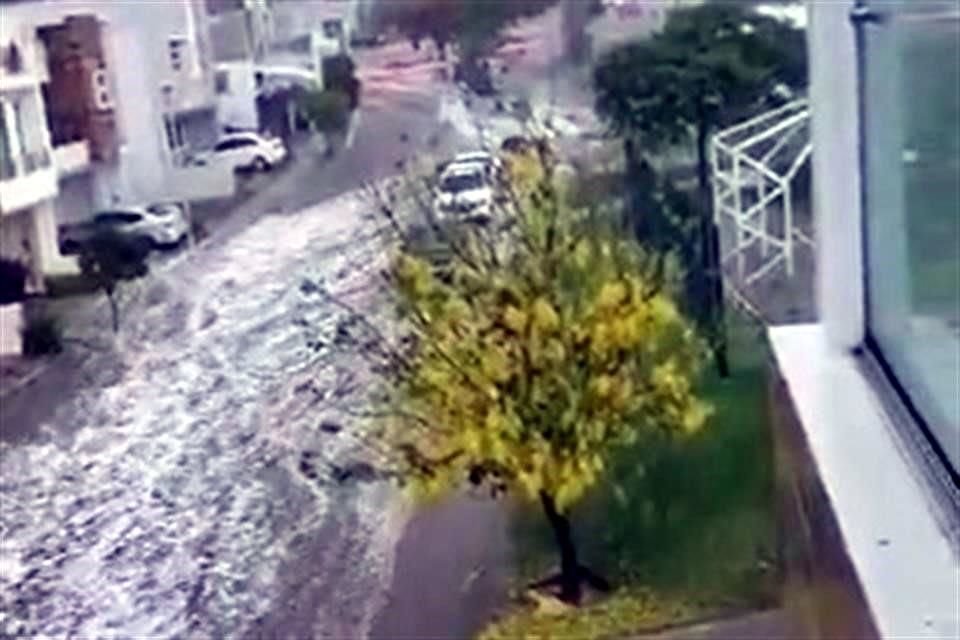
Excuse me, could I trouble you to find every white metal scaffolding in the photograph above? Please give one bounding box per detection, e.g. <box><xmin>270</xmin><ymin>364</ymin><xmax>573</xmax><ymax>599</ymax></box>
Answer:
<box><xmin>710</xmin><ymin>99</ymin><xmax>814</xmax><ymax>286</ymax></box>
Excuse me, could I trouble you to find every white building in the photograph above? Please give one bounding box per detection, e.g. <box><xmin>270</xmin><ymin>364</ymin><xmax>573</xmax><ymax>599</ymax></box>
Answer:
<box><xmin>271</xmin><ymin>0</ymin><xmax>352</xmax><ymax>53</ymax></box>
<box><xmin>750</xmin><ymin>1</ymin><xmax>959</xmax><ymax>638</ymax></box>
<box><xmin>0</xmin><ymin>31</ymin><xmax>62</xmax><ymax>294</ymax></box>
<box><xmin>1</xmin><ymin>0</ymin><xmax>230</xmax><ymax>230</ymax></box>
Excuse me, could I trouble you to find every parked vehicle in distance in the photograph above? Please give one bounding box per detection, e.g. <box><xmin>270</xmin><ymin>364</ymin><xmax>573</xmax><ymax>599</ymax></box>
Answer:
<box><xmin>433</xmin><ymin>163</ymin><xmax>495</xmax><ymax>221</ymax></box>
<box><xmin>447</xmin><ymin>151</ymin><xmax>504</xmax><ymax>181</ymax></box>
<box><xmin>59</xmin><ymin>204</ymin><xmax>189</xmax><ymax>255</ymax></box>
<box><xmin>194</xmin><ymin>132</ymin><xmax>287</xmax><ymax>172</ymax></box>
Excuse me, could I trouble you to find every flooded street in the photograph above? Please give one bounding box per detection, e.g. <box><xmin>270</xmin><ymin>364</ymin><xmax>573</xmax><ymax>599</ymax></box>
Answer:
<box><xmin>0</xmin><ymin>191</ymin><xmax>406</xmax><ymax>638</ymax></box>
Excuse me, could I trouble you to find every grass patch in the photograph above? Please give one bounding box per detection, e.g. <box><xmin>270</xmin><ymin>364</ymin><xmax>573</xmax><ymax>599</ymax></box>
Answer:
<box><xmin>481</xmin><ymin>318</ymin><xmax>776</xmax><ymax>638</ymax></box>
<box><xmin>480</xmin><ymin>587</ymin><xmax>705</xmax><ymax>640</ymax></box>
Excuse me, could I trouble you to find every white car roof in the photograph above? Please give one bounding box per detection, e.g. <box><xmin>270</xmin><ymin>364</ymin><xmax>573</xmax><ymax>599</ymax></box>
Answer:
<box><xmin>220</xmin><ymin>131</ymin><xmax>265</xmax><ymax>142</ymax></box>
<box><xmin>453</xmin><ymin>151</ymin><xmax>494</xmax><ymax>163</ymax></box>
<box><xmin>442</xmin><ymin>162</ymin><xmax>487</xmax><ymax>177</ymax></box>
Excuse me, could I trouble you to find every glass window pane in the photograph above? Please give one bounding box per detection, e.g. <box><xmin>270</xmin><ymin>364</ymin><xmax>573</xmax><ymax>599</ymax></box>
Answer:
<box><xmin>862</xmin><ymin>1</ymin><xmax>960</xmax><ymax>468</ymax></box>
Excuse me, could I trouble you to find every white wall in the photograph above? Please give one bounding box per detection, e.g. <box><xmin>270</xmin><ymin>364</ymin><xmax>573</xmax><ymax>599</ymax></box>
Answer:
<box><xmin>807</xmin><ymin>0</ymin><xmax>864</xmax><ymax>349</ymax></box>
<box><xmin>215</xmin><ymin>61</ymin><xmax>259</xmax><ymax>130</ymax></box>
<box><xmin>0</xmin><ymin>303</ymin><xmax>24</xmax><ymax>356</ymax></box>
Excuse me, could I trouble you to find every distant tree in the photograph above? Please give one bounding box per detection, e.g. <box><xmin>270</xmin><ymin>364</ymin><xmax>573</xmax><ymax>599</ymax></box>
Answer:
<box><xmin>374</xmin><ymin>0</ymin><xmax>558</xmax><ymax>62</ymax></box>
<box><xmin>77</xmin><ymin>231</ymin><xmax>150</xmax><ymax>333</ymax></box>
<box><xmin>321</xmin><ymin>54</ymin><xmax>361</xmax><ymax>109</ymax></box>
<box><xmin>298</xmin><ymin>88</ymin><xmax>352</xmax><ymax>155</ymax></box>
<box><xmin>593</xmin><ymin>3</ymin><xmax>806</xmax><ymax>377</ymax></box>
<box><xmin>326</xmin><ymin>156</ymin><xmax>710</xmax><ymax>605</ymax></box>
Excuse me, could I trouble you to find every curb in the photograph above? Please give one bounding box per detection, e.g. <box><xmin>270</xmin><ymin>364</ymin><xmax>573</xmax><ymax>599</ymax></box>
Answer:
<box><xmin>0</xmin><ymin>360</ymin><xmax>52</xmax><ymax>402</ymax></box>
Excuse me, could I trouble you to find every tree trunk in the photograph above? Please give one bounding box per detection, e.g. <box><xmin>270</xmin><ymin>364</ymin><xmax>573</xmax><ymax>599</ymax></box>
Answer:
<box><xmin>539</xmin><ymin>490</ymin><xmax>582</xmax><ymax>604</ymax></box>
<box><xmin>695</xmin><ymin>123</ymin><xmax>730</xmax><ymax>378</ymax></box>
<box><xmin>105</xmin><ymin>286</ymin><xmax>119</xmax><ymax>333</ymax></box>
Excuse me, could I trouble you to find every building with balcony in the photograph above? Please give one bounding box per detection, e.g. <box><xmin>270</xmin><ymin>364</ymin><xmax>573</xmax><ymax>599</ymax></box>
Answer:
<box><xmin>1</xmin><ymin>0</ymin><xmax>224</xmax><ymax>230</ymax></box>
<box><xmin>0</xmin><ymin>17</ymin><xmax>68</xmax><ymax>297</ymax></box>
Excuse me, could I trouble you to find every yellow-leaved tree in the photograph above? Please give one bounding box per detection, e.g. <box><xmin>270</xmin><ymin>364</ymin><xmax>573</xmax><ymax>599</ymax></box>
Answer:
<box><xmin>341</xmin><ymin>152</ymin><xmax>710</xmax><ymax>605</ymax></box>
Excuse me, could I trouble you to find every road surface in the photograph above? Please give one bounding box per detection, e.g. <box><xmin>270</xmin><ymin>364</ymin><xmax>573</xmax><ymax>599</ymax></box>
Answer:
<box><xmin>0</xmin><ymin>190</ymin><xmax>406</xmax><ymax>638</ymax></box>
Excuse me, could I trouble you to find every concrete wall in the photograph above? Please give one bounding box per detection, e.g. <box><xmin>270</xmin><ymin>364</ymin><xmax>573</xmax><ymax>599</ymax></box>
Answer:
<box><xmin>55</xmin><ymin>173</ymin><xmax>94</xmax><ymax>225</ymax></box>
<box><xmin>0</xmin><ymin>201</ymin><xmax>61</xmax><ymax>290</ymax></box>
<box><xmin>215</xmin><ymin>61</ymin><xmax>259</xmax><ymax>130</ymax></box>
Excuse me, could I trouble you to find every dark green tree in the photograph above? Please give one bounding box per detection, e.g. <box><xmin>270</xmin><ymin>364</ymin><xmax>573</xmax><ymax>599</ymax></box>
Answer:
<box><xmin>297</xmin><ymin>88</ymin><xmax>351</xmax><ymax>155</ymax></box>
<box><xmin>78</xmin><ymin>230</ymin><xmax>150</xmax><ymax>333</ymax></box>
<box><xmin>593</xmin><ymin>3</ymin><xmax>806</xmax><ymax>376</ymax></box>
<box><xmin>374</xmin><ymin>0</ymin><xmax>557</xmax><ymax>62</ymax></box>
<box><xmin>321</xmin><ymin>54</ymin><xmax>361</xmax><ymax>109</ymax></box>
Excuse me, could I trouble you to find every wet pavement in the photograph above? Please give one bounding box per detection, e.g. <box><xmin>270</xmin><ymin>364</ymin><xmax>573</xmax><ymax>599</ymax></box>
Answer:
<box><xmin>0</xmin><ymin>191</ymin><xmax>406</xmax><ymax>638</ymax></box>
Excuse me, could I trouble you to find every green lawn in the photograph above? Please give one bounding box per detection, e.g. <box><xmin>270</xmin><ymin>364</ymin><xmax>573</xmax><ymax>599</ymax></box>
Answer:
<box><xmin>481</xmin><ymin>318</ymin><xmax>777</xmax><ymax>639</ymax></box>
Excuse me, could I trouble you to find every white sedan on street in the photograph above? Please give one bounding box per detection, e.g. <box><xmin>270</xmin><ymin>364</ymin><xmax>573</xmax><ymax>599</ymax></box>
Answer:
<box><xmin>59</xmin><ymin>203</ymin><xmax>190</xmax><ymax>255</ymax></box>
<box><xmin>201</xmin><ymin>132</ymin><xmax>288</xmax><ymax>172</ymax></box>
<box><xmin>433</xmin><ymin>163</ymin><xmax>495</xmax><ymax>221</ymax></box>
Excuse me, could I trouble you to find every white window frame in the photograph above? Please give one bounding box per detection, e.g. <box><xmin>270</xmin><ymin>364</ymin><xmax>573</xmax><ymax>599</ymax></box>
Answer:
<box><xmin>769</xmin><ymin>2</ymin><xmax>959</xmax><ymax>638</ymax></box>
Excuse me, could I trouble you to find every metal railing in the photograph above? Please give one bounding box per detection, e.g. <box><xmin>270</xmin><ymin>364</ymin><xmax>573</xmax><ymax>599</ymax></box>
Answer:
<box><xmin>0</xmin><ymin>148</ymin><xmax>52</xmax><ymax>182</ymax></box>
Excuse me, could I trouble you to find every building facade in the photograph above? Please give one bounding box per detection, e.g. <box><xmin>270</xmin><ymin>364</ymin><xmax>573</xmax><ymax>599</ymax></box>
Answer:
<box><xmin>2</xmin><ymin>0</ymin><xmax>223</xmax><ymax>229</ymax></box>
<box><xmin>0</xmin><ymin>32</ymin><xmax>61</xmax><ymax>293</ymax></box>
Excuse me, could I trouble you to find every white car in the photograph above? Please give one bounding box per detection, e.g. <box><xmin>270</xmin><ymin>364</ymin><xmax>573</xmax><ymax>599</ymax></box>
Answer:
<box><xmin>447</xmin><ymin>151</ymin><xmax>503</xmax><ymax>178</ymax></box>
<box><xmin>206</xmin><ymin>132</ymin><xmax>287</xmax><ymax>172</ymax></box>
<box><xmin>59</xmin><ymin>203</ymin><xmax>190</xmax><ymax>254</ymax></box>
<box><xmin>433</xmin><ymin>163</ymin><xmax>495</xmax><ymax>220</ymax></box>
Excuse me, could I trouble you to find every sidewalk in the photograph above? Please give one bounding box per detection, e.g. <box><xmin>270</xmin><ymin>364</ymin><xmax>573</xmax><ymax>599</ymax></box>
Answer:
<box><xmin>0</xmin><ymin>355</ymin><xmax>48</xmax><ymax>400</ymax></box>
<box><xmin>369</xmin><ymin>493</ymin><xmax>513</xmax><ymax>640</ymax></box>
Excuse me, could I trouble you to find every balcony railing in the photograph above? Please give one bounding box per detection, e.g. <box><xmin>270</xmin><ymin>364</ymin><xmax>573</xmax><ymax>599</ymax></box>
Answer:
<box><xmin>0</xmin><ymin>148</ymin><xmax>57</xmax><ymax>214</ymax></box>
<box><xmin>0</xmin><ymin>149</ymin><xmax>52</xmax><ymax>182</ymax></box>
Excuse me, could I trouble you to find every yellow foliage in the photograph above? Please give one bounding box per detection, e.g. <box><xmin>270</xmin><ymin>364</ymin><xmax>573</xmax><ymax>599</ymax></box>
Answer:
<box><xmin>502</xmin><ymin>305</ymin><xmax>528</xmax><ymax>334</ymax></box>
<box><xmin>530</xmin><ymin>297</ymin><xmax>560</xmax><ymax>333</ymax></box>
<box><xmin>380</xmin><ymin>155</ymin><xmax>709</xmax><ymax>514</ymax></box>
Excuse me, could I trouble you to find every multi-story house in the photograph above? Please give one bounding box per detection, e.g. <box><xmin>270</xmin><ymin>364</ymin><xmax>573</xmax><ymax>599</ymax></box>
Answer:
<box><xmin>0</xmin><ymin>23</ymin><xmax>62</xmax><ymax>295</ymax></box>
<box><xmin>2</xmin><ymin>0</ymin><xmax>228</xmax><ymax>233</ymax></box>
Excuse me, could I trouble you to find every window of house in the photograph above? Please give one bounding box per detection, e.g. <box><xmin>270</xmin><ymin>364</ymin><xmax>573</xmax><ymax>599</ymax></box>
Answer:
<box><xmin>169</xmin><ymin>38</ymin><xmax>186</xmax><ymax>72</ymax></box>
<box><xmin>859</xmin><ymin>0</ymin><xmax>960</xmax><ymax>471</ymax></box>
<box><xmin>0</xmin><ymin>102</ymin><xmax>14</xmax><ymax>180</ymax></box>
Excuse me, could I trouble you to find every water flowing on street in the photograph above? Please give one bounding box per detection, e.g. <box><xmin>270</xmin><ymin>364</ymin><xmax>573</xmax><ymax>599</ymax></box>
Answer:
<box><xmin>0</xmin><ymin>190</ymin><xmax>407</xmax><ymax>638</ymax></box>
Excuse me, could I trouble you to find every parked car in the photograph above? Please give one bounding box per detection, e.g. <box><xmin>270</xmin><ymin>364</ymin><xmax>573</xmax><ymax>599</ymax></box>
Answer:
<box><xmin>433</xmin><ymin>163</ymin><xmax>495</xmax><ymax>221</ymax></box>
<box><xmin>447</xmin><ymin>151</ymin><xmax>504</xmax><ymax>181</ymax></box>
<box><xmin>199</xmin><ymin>132</ymin><xmax>287</xmax><ymax>172</ymax></box>
<box><xmin>59</xmin><ymin>204</ymin><xmax>189</xmax><ymax>255</ymax></box>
